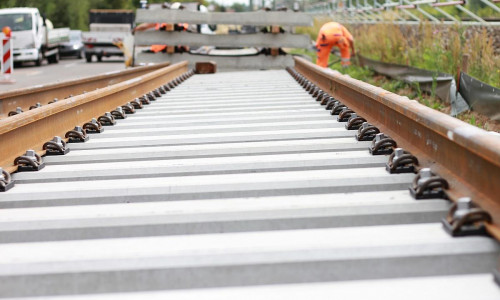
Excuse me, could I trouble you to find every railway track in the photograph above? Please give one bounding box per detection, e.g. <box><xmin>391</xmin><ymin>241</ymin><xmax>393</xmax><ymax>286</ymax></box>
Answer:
<box><xmin>0</xmin><ymin>58</ymin><xmax>499</xmax><ymax>298</ymax></box>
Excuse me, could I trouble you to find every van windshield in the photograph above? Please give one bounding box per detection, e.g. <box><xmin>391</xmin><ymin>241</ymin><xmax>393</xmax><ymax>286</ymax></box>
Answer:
<box><xmin>0</xmin><ymin>13</ymin><xmax>33</xmax><ymax>31</ymax></box>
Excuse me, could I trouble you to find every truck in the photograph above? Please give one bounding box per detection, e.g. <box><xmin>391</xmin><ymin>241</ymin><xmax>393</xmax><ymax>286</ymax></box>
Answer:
<box><xmin>82</xmin><ymin>10</ymin><xmax>134</xmax><ymax>63</ymax></box>
<box><xmin>0</xmin><ymin>7</ymin><xmax>69</xmax><ymax>66</ymax></box>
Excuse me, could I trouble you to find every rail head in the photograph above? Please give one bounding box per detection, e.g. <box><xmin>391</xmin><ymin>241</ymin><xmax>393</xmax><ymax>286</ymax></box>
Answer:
<box><xmin>293</xmin><ymin>56</ymin><xmax>500</xmax><ymax>226</ymax></box>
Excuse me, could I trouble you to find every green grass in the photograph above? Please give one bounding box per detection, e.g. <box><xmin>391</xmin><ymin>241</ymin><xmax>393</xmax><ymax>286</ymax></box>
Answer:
<box><xmin>288</xmin><ymin>47</ymin><xmax>495</xmax><ymax>130</ymax></box>
<box><xmin>294</xmin><ymin>16</ymin><xmax>500</xmax><ymax>88</ymax></box>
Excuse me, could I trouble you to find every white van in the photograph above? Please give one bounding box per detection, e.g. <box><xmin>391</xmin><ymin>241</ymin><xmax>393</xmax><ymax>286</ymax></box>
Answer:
<box><xmin>0</xmin><ymin>7</ymin><xmax>69</xmax><ymax>66</ymax></box>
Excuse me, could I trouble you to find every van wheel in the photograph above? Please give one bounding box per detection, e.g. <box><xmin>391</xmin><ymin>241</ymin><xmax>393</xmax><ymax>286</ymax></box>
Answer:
<box><xmin>86</xmin><ymin>54</ymin><xmax>92</xmax><ymax>63</ymax></box>
<box><xmin>35</xmin><ymin>50</ymin><xmax>43</xmax><ymax>66</ymax></box>
<box><xmin>48</xmin><ymin>52</ymin><xmax>59</xmax><ymax>64</ymax></box>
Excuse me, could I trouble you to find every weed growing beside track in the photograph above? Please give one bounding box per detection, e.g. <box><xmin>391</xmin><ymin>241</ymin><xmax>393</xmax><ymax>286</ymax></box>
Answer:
<box><xmin>296</xmin><ymin>18</ymin><xmax>500</xmax><ymax>88</ymax></box>
<box><xmin>287</xmin><ymin>48</ymin><xmax>499</xmax><ymax>131</ymax></box>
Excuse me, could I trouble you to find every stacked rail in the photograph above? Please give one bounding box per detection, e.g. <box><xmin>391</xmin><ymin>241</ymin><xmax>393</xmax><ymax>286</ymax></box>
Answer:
<box><xmin>0</xmin><ymin>59</ymin><xmax>499</xmax><ymax>298</ymax></box>
<box><xmin>134</xmin><ymin>10</ymin><xmax>312</xmax><ymax>68</ymax></box>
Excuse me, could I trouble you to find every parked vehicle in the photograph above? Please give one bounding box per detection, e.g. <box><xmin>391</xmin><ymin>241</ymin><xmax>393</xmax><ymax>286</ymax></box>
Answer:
<box><xmin>0</xmin><ymin>7</ymin><xmax>69</xmax><ymax>66</ymax></box>
<box><xmin>82</xmin><ymin>9</ymin><xmax>134</xmax><ymax>63</ymax></box>
<box><xmin>59</xmin><ymin>30</ymin><xmax>84</xmax><ymax>58</ymax></box>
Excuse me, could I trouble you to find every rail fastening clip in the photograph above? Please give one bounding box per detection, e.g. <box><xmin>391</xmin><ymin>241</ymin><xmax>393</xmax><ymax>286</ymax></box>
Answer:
<box><xmin>14</xmin><ymin>149</ymin><xmax>45</xmax><ymax>172</ymax></box>
<box><xmin>0</xmin><ymin>168</ymin><xmax>15</xmax><ymax>192</ymax></box>
<box><xmin>131</xmin><ymin>98</ymin><xmax>144</xmax><ymax>109</ymax></box>
<box><xmin>29</xmin><ymin>103</ymin><xmax>42</xmax><ymax>110</ymax></box>
<box><xmin>442</xmin><ymin>197</ymin><xmax>492</xmax><ymax>237</ymax></box>
<box><xmin>337</xmin><ymin>107</ymin><xmax>355</xmax><ymax>122</ymax></box>
<box><xmin>409</xmin><ymin>168</ymin><xmax>449</xmax><ymax>199</ymax></box>
<box><xmin>43</xmin><ymin>136</ymin><xmax>70</xmax><ymax>155</ymax></box>
<box><xmin>385</xmin><ymin>148</ymin><xmax>419</xmax><ymax>173</ymax></box>
<box><xmin>65</xmin><ymin>126</ymin><xmax>89</xmax><ymax>143</ymax></box>
<box><xmin>8</xmin><ymin>107</ymin><xmax>23</xmax><ymax>117</ymax></box>
<box><xmin>98</xmin><ymin>112</ymin><xmax>117</xmax><ymax>126</ymax></box>
<box><xmin>369</xmin><ymin>133</ymin><xmax>397</xmax><ymax>155</ymax></box>
<box><xmin>356</xmin><ymin>122</ymin><xmax>380</xmax><ymax>141</ymax></box>
<box><xmin>111</xmin><ymin>107</ymin><xmax>127</xmax><ymax>119</ymax></box>
<box><xmin>83</xmin><ymin>118</ymin><xmax>105</xmax><ymax>134</ymax></box>
<box><xmin>345</xmin><ymin>113</ymin><xmax>367</xmax><ymax>130</ymax></box>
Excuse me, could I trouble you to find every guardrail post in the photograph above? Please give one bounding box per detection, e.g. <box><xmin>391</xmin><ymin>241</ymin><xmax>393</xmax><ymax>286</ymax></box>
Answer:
<box><xmin>461</xmin><ymin>53</ymin><xmax>469</xmax><ymax>74</ymax></box>
<box><xmin>0</xmin><ymin>26</ymin><xmax>15</xmax><ymax>84</ymax></box>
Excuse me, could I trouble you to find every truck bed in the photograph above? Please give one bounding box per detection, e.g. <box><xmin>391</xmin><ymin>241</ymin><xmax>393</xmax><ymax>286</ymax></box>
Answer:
<box><xmin>46</xmin><ymin>28</ymin><xmax>70</xmax><ymax>47</ymax></box>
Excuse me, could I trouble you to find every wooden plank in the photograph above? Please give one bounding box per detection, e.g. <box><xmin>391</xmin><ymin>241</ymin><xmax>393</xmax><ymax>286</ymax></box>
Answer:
<box><xmin>195</xmin><ymin>61</ymin><xmax>217</xmax><ymax>74</ymax></box>
<box><xmin>135</xmin><ymin>31</ymin><xmax>310</xmax><ymax>48</ymax></box>
<box><xmin>136</xmin><ymin>10</ymin><xmax>312</xmax><ymax>26</ymax></box>
<box><xmin>135</xmin><ymin>52</ymin><xmax>294</xmax><ymax>69</ymax></box>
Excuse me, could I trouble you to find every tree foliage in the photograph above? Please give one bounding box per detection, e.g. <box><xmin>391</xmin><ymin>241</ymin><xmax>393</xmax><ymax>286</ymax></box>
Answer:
<box><xmin>0</xmin><ymin>1</ymin><xmax>215</xmax><ymax>29</ymax></box>
<box><xmin>0</xmin><ymin>0</ymin><xmax>142</xmax><ymax>30</ymax></box>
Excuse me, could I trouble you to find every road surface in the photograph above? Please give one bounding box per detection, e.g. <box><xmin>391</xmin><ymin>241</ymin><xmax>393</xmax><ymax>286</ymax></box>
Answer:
<box><xmin>0</xmin><ymin>57</ymin><xmax>126</xmax><ymax>93</ymax></box>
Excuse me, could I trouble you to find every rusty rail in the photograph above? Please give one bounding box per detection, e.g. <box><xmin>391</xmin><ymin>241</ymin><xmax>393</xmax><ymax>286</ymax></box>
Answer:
<box><xmin>0</xmin><ymin>62</ymin><xmax>171</xmax><ymax>118</ymax></box>
<box><xmin>0</xmin><ymin>61</ymin><xmax>189</xmax><ymax>173</ymax></box>
<box><xmin>294</xmin><ymin>56</ymin><xmax>500</xmax><ymax>236</ymax></box>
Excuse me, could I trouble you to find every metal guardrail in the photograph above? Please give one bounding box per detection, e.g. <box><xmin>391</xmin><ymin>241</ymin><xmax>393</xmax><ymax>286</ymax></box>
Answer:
<box><xmin>305</xmin><ymin>0</ymin><xmax>500</xmax><ymax>26</ymax></box>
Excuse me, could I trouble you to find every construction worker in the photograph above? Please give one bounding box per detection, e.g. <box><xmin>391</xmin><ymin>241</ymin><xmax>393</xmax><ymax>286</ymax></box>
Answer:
<box><xmin>315</xmin><ymin>22</ymin><xmax>355</xmax><ymax>68</ymax></box>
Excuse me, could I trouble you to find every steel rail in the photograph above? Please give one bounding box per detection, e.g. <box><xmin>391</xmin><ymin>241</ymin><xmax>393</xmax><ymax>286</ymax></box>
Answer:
<box><xmin>0</xmin><ymin>61</ymin><xmax>188</xmax><ymax>174</ymax></box>
<box><xmin>294</xmin><ymin>56</ymin><xmax>500</xmax><ymax>237</ymax></box>
<box><xmin>0</xmin><ymin>62</ymin><xmax>171</xmax><ymax>119</ymax></box>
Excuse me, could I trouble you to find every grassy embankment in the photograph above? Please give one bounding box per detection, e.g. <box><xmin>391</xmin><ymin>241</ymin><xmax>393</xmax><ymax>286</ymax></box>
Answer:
<box><xmin>291</xmin><ymin>17</ymin><xmax>500</xmax><ymax>131</ymax></box>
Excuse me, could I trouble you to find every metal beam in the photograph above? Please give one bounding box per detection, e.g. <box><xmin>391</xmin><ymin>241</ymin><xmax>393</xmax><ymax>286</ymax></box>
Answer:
<box><xmin>135</xmin><ymin>31</ymin><xmax>310</xmax><ymax>48</ymax></box>
<box><xmin>480</xmin><ymin>0</ymin><xmax>500</xmax><ymax>13</ymax></box>
<box><xmin>432</xmin><ymin>6</ymin><xmax>459</xmax><ymax>22</ymax></box>
<box><xmin>400</xmin><ymin>8</ymin><xmax>422</xmax><ymax>21</ymax></box>
<box><xmin>136</xmin><ymin>10</ymin><xmax>313</xmax><ymax>26</ymax></box>
<box><xmin>135</xmin><ymin>53</ymin><xmax>295</xmax><ymax>70</ymax></box>
<box><xmin>456</xmin><ymin>5</ymin><xmax>487</xmax><ymax>23</ymax></box>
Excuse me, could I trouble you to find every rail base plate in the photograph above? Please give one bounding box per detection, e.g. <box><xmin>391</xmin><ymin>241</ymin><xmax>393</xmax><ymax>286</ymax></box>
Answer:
<box><xmin>86</xmin><ymin>128</ymin><xmax>105</xmax><ymax>134</ymax></box>
<box><xmin>0</xmin><ymin>180</ymin><xmax>15</xmax><ymax>192</ymax></box>
<box><xmin>68</xmin><ymin>136</ymin><xmax>90</xmax><ymax>143</ymax></box>
<box><xmin>45</xmin><ymin>148</ymin><xmax>71</xmax><ymax>156</ymax></box>
<box><xmin>408</xmin><ymin>187</ymin><xmax>446</xmax><ymax>200</ymax></box>
<box><xmin>17</xmin><ymin>162</ymin><xmax>45</xmax><ymax>172</ymax></box>
<box><xmin>441</xmin><ymin>218</ymin><xmax>488</xmax><ymax>237</ymax></box>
